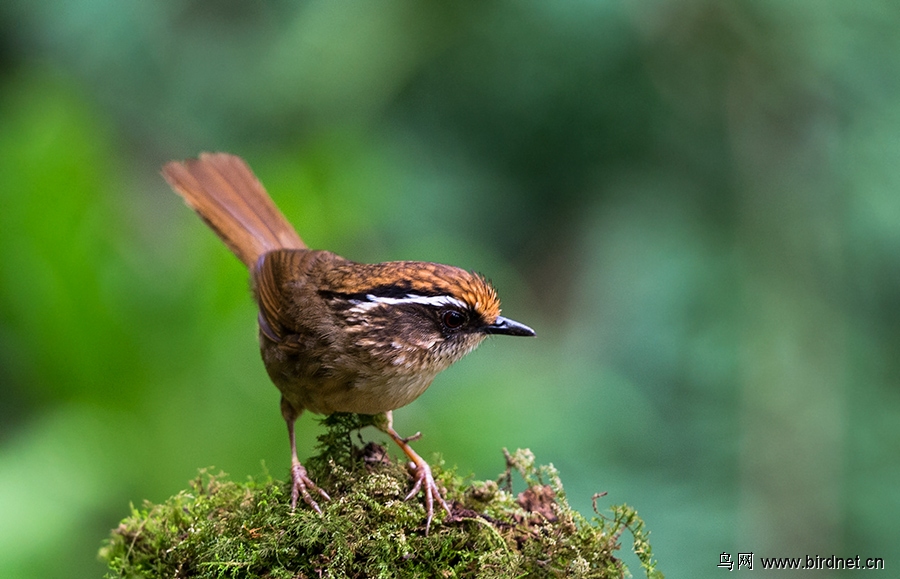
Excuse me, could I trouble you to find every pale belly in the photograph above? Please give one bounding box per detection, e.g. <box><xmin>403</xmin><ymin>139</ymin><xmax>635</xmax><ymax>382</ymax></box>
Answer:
<box><xmin>278</xmin><ymin>367</ymin><xmax>440</xmax><ymax>416</ymax></box>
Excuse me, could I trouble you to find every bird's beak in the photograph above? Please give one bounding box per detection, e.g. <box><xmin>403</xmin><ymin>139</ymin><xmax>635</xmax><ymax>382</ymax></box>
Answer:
<box><xmin>484</xmin><ymin>316</ymin><xmax>535</xmax><ymax>337</ymax></box>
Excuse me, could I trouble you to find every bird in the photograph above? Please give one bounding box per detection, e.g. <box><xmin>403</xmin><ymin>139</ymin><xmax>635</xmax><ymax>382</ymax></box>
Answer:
<box><xmin>162</xmin><ymin>152</ymin><xmax>534</xmax><ymax>533</ymax></box>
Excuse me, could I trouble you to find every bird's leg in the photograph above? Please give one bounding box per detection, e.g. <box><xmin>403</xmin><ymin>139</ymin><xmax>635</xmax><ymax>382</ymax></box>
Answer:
<box><xmin>377</xmin><ymin>411</ymin><xmax>452</xmax><ymax>535</ymax></box>
<box><xmin>282</xmin><ymin>397</ymin><xmax>330</xmax><ymax>512</ymax></box>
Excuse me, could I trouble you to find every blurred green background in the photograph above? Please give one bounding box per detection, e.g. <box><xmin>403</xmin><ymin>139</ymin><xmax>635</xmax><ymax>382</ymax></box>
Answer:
<box><xmin>2</xmin><ymin>1</ymin><xmax>899</xmax><ymax>577</ymax></box>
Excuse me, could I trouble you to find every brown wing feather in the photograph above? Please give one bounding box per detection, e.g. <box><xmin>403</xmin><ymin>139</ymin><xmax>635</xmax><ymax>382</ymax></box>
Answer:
<box><xmin>162</xmin><ymin>152</ymin><xmax>306</xmax><ymax>267</ymax></box>
<box><xmin>253</xmin><ymin>248</ymin><xmax>348</xmax><ymax>344</ymax></box>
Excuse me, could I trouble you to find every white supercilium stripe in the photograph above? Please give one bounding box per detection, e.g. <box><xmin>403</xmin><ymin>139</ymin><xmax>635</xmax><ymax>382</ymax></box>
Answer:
<box><xmin>366</xmin><ymin>294</ymin><xmax>467</xmax><ymax>309</ymax></box>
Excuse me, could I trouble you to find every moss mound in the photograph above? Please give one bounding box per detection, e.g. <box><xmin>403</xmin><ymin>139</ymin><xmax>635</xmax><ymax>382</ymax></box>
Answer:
<box><xmin>100</xmin><ymin>414</ymin><xmax>662</xmax><ymax>578</ymax></box>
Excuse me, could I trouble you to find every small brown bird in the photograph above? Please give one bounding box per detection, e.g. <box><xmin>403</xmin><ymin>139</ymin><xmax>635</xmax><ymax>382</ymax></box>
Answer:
<box><xmin>162</xmin><ymin>153</ymin><xmax>534</xmax><ymax>533</ymax></box>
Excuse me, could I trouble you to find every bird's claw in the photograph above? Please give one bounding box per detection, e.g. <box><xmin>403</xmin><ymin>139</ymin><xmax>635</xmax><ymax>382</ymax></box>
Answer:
<box><xmin>380</xmin><ymin>410</ymin><xmax>450</xmax><ymax>534</ymax></box>
<box><xmin>290</xmin><ymin>462</ymin><xmax>330</xmax><ymax>514</ymax></box>
<box><xmin>400</xmin><ymin>431</ymin><xmax>422</xmax><ymax>444</ymax></box>
<box><xmin>404</xmin><ymin>459</ymin><xmax>452</xmax><ymax>535</ymax></box>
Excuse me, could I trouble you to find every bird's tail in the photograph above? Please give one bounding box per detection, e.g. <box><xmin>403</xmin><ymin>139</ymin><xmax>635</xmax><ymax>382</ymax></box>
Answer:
<box><xmin>162</xmin><ymin>152</ymin><xmax>306</xmax><ymax>268</ymax></box>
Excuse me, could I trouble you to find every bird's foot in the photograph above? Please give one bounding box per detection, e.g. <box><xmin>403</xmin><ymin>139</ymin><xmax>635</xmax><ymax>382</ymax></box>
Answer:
<box><xmin>290</xmin><ymin>462</ymin><xmax>330</xmax><ymax>513</ymax></box>
<box><xmin>378</xmin><ymin>410</ymin><xmax>451</xmax><ymax>534</ymax></box>
<box><xmin>403</xmin><ymin>455</ymin><xmax>452</xmax><ymax>535</ymax></box>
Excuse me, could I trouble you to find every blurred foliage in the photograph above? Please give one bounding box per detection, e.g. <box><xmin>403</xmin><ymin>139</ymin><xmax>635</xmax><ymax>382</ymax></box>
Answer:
<box><xmin>1</xmin><ymin>0</ymin><xmax>899</xmax><ymax>577</ymax></box>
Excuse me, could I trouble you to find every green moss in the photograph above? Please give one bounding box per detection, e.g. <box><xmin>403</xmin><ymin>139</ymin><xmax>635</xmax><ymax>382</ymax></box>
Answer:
<box><xmin>100</xmin><ymin>414</ymin><xmax>662</xmax><ymax>578</ymax></box>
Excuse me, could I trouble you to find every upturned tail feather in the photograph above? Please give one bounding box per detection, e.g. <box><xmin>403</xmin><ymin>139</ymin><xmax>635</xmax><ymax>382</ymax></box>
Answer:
<box><xmin>162</xmin><ymin>152</ymin><xmax>306</xmax><ymax>268</ymax></box>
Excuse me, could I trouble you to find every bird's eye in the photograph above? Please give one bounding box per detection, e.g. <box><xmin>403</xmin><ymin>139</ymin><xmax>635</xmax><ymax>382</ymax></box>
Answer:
<box><xmin>441</xmin><ymin>309</ymin><xmax>467</xmax><ymax>330</ymax></box>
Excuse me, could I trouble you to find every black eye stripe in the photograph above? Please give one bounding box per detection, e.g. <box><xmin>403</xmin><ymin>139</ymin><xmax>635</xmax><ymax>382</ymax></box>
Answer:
<box><xmin>319</xmin><ymin>283</ymin><xmax>444</xmax><ymax>302</ymax></box>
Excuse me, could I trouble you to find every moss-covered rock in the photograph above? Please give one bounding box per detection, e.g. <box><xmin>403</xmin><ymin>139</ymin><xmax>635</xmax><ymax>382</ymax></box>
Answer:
<box><xmin>100</xmin><ymin>414</ymin><xmax>662</xmax><ymax>578</ymax></box>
